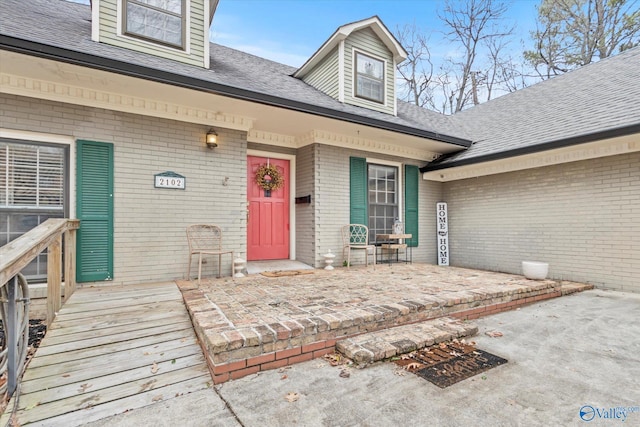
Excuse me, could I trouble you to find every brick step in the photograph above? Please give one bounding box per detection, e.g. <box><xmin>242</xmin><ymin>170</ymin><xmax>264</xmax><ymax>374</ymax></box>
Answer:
<box><xmin>336</xmin><ymin>317</ymin><xmax>478</xmax><ymax>366</ymax></box>
<box><xmin>181</xmin><ymin>278</ymin><xmax>594</xmax><ymax>384</ymax></box>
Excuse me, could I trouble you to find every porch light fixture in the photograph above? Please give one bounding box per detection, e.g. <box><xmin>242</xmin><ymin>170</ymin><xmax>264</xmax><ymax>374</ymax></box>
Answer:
<box><xmin>205</xmin><ymin>129</ymin><xmax>218</xmax><ymax>148</ymax></box>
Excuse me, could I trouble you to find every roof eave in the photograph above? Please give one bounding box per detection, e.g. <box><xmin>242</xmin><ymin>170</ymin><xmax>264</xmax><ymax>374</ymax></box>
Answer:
<box><xmin>293</xmin><ymin>16</ymin><xmax>407</xmax><ymax>79</ymax></box>
<box><xmin>209</xmin><ymin>0</ymin><xmax>220</xmax><ymax>25</ymax></box>
<box><xmin>0</xmin><ymin>35</ymin><xmax>470</xmax><ymax>148</ymax></box>
<box><xmin>420</xmin><ymin>122</ymin><xmax>640</xmax><ymax>172</ymax></box>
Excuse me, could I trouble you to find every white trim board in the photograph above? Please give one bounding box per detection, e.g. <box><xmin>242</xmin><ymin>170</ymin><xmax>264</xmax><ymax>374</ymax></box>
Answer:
<box><xmin>0</xmin><ymin>128</ymin><xmax>77</xmax><ymax>219</ymax></box>
<box><xmin>422</xmin><ymin>133</ymin><xmax>640</xmax><ymax>182</ymax></box>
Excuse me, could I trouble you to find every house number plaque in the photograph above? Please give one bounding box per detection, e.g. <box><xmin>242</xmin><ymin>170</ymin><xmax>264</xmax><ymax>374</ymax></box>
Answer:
<box><xmin>154</xmin><ymin>171</ymin><xmax>186</xmax><ymax>190</ymax></box>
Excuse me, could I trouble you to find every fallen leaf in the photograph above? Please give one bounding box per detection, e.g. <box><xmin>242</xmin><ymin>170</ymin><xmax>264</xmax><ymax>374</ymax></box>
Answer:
<box><xmin>339</xmin><ymin>369</ymin><xmax>350</xmax><ymax>378</ymax></box>
<box><xmin>485</xmin><ymin>331</ymin><xmax>503</xmax><ymax>338</ymax></box>
<box><xmin>404</xmin><ymin>362</ymin><xmax>423</xmax><ymax>371</ymax></box>
<box><xmin>280</xmin><ymin>374</ymin><xmax>288</xmax><ymax>380</ymax></box>
<box><xmin>323</xmin><ymin>353</ymin><xmax>342</xmax><ymax>366</ymax></box>
<box><xmin>284</xmin><ymin>392</ymin><xmax>299</xmax><ymax>402</ymax></box>
<box><xmin>152</xmin><ymin>395</ymin><xmax>163</xmax><ymax>402</ymax></box>
<box><xmin>62</xmin><ymin>374</ymin><xmax>71</xmax><ymax>378</ymax></box>
<box><xmin>439</xmin><ymin>342</ymin><xmax>447</xmax><ymax>349</ymax></box>
<box><xmin>171</xmin><ymin>359</ymin><xmax>176</xmax><ymax>364</ymax></box>
<box><xmin>143</xmin><ymin>352</ymin><xmax>151</xmax><ymax>356</ymax></box>
<box><xmin>151</xmin><ymin>362</ymin><xmax>159</xmax><ymax>374</ymax></box>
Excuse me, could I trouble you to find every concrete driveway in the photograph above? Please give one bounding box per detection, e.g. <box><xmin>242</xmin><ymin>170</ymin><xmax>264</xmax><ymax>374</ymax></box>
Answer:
<box><xmin>85</xmin><ymin>289</ymin><xmax>640</xmax><ymax>427</ymax></box>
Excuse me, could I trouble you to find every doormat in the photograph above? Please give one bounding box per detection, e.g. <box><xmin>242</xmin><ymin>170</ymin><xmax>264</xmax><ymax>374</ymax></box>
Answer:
<box><xmin>260</xmin><ymin>270</ymin><xmax>315</xmax><ymax>278</ymax></box>
<box><xmin>394</xmin><ymin>341</ymin><xmax>507</xmax><ymax>388</ymax></box>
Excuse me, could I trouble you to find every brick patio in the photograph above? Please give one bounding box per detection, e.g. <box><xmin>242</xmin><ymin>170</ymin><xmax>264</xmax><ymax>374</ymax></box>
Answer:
<box><xmin>176</xmin><ymin>264</ymin><xmax>592</xmax><ymax>384</ymax></box>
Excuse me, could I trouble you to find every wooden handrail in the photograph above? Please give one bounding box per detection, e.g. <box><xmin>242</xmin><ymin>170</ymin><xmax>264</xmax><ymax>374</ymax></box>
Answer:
<box><xmin>0</xmin><ymin>219</ymin><xmax>80</xmax><ymax>285</ymax></box>
<box><xmin>0</xmin><ymin>218</ymin><xmax>80</xmax><ymax>325</ymax></box>
<box><xmin>0</xmin><ymin>218</ymin><xmax>80</xmax><ymax>396</ymax></box>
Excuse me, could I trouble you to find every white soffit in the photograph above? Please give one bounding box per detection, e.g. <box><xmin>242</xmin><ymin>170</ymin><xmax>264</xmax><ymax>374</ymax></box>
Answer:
<box><xmin>1</xmin><ymin>51</ymin><xmax>461</xmax><ymax>160</ymax></box>
<box><xmin>422</xmin><ymin>133</ymin><xmax>640</xmax><ymax>182</ymax></box>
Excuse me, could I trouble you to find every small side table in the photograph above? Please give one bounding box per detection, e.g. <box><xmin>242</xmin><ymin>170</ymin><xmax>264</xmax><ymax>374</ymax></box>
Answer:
<box><xmin>375</xmin><ymin>233</ymin><xmax>412</xmax><ymax>265</ymax></box>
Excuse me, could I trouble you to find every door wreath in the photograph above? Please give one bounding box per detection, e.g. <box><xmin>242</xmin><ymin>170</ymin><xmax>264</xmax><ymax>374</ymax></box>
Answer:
<box><xmin>255</xmin><ymin>163</ymin><xmax>284</xmax><ymax>191</ymax></box>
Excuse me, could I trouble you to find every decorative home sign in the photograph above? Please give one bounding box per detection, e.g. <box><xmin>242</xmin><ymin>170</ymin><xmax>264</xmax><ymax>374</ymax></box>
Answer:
<box><xmin>437</xmin><ymin>202</ymin><xmax>449</xmax><ymax>266</ymax></box>
<box><xmin>154</xmin><ymin>171</ymin><xmax>186</xmax><ymax>189</ymax></box>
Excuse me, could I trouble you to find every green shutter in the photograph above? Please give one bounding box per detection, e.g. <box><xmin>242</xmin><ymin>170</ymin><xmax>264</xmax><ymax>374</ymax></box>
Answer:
<box><xmin>404</xmin><ymin>165</ymin><xmax>419</xmax><ymax>247</ymax></box>
<box><xmin>350</xmin><ymin>157</ymin><xmax>367</xmax><ymax>225</ymax></box>
<box><xmin>76</xmin><ymin>140</ymin><xmax>114</xmax><ymax>282</ymax></box>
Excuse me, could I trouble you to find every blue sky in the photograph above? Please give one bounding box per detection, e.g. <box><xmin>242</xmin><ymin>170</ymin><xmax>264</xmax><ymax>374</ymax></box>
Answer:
<box><xmin>210</xmin><ymin>0</ymin><xmax>541</xmax><ymax>67</ymax></box>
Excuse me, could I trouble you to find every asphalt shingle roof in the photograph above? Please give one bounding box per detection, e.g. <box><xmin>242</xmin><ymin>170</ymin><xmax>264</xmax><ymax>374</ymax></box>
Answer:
<box><xmin>433</xmin><ymin>46</ymin><xmax>640</xmax><ymax>167</ymax></box>
<box><xmin>2</xmin><ymin>0</ymin><xmax>639</xmax><ymax>167</ymax></box>
<box><xmin>0</xmin><ymin>0</ymin><xmax>466</xmax><ymax>146</ymax></box>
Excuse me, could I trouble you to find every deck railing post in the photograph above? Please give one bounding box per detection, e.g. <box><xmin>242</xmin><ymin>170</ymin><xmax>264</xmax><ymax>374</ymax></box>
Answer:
<box><xmin>47</xmin><ymin>235</ymin><xmax>62</xmax><ymax>326</ymax></box>
<box><xmin>64</xmin><ymin>229</ymin><xmax>77</xmax><ymax>302</ymax></box>
<box><xmin>6</xmin><ymin>275</ymin><xmax>18</xmax><ymax>396</ymax></box>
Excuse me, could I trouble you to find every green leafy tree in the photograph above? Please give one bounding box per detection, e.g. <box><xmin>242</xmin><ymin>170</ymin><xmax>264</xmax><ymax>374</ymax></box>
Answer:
<box><xmin>525</xmin><ymin>0</ymin><xmax>640</xmax><ymax>79</ymax></box>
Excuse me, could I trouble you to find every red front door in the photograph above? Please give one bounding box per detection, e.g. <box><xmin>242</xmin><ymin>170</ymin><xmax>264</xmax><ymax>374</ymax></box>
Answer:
<box><xmin>247</xmin><ymin>156</ymin><xmax>290</xmax><ymax>260</ymax></box>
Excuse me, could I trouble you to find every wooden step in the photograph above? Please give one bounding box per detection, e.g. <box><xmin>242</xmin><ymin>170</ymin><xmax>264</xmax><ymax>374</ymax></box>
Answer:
<box><xmin>336</xmin><ymin>317</ymin><xmax>478</xmax><ymax>366</ymax></box>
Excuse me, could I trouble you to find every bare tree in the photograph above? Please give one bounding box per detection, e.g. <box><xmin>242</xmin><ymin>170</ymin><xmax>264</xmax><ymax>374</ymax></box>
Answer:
<box><xmin>480</xmin><ymin>37</ymin><xmax>531</xmax><ymax>98</ymax></box>
<box><xmin>439</xmin><ymin>0</ymin><xmax>515</xmax><ymax>112</ymax></box>
<box><xmin>525</xmin><ymin>0</ymin><xmax>640</xmax><ymax>79</ymax></box>
<box><xmin>394</xmin><ymin>0</ymin><xmax>526</xmax><ymax>114</ymax></box>
<box><xmin>395</xmin><ymin>23</ymin><xmax>436</xmax><ymax>108</ymax></box>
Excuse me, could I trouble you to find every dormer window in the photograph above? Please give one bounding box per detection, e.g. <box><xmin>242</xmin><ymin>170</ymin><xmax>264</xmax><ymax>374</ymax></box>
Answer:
<box><xmin>123</xmin><ymin>0</ymin><xmax>185</xmax><ymax>49</ymax></box>
<box><xmin>355</xmin><ymin>51</ymin><xmax>385</xmax><ymax>104</ymax></box>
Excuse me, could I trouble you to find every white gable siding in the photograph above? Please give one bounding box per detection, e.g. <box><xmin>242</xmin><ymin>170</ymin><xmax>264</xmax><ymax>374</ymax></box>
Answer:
<box><xmin>98</xmin><ymin>0</ymin><xmax>207</xmax><ymax>68</ymax></box>
<box><xmin>344</xmin><ymin>28</ymin><xmax>395</xmax><ymax>115</ymax></box>
<box><xmin>301</xmin><ymin>47</ymin><xmax>340</xmax><ymax>100</ymax></box>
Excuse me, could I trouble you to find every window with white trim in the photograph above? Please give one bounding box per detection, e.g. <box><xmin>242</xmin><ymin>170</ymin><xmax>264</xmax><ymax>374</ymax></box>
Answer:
<box><xmin>350</xmin><ymin>157</ymin><xmax>418</xmax><ymax>247</ymax></box>
<box><xmin>0</xmin><ymin>141</ymin><xmax>67</xmax><ymax>281</ymax></box>
<box><xmin>123</xmin><ymin>0</ymin><xmax>185</xmax><ymax>48</ymax></box>
<box><xmin>355</xmin><ymin>52</ymin><xmax>385</xmax><ymax>103</ymax></box>
<box><xmin>367</xmin><ymin>163</ymin><xmax>398</xmax><ymax>241</ymax></box>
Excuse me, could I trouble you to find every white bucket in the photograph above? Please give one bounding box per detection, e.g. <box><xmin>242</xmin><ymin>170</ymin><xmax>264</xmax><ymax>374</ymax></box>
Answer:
<box><xmin>522</xmin><ymin>261</ymin><xmax>549</xmax><ymax>280</ymax></box>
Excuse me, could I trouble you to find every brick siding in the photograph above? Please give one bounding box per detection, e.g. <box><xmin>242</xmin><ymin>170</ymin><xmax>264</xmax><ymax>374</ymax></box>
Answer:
<box><xmin>442</xmin><ymin>152</ymin><xmax>640</xmax><ymax>293</ymax></box>
<box><xmin>1</xmin><ymin>94</ymin><xmax>247</xmax><ymax>285</ymax></box>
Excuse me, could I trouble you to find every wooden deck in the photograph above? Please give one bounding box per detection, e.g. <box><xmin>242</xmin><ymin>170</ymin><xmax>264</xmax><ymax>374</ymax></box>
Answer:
<box><xmin>1</xmin><ymin>282</ymin><xmax>212</xmax><ymax>427</ymax></box>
